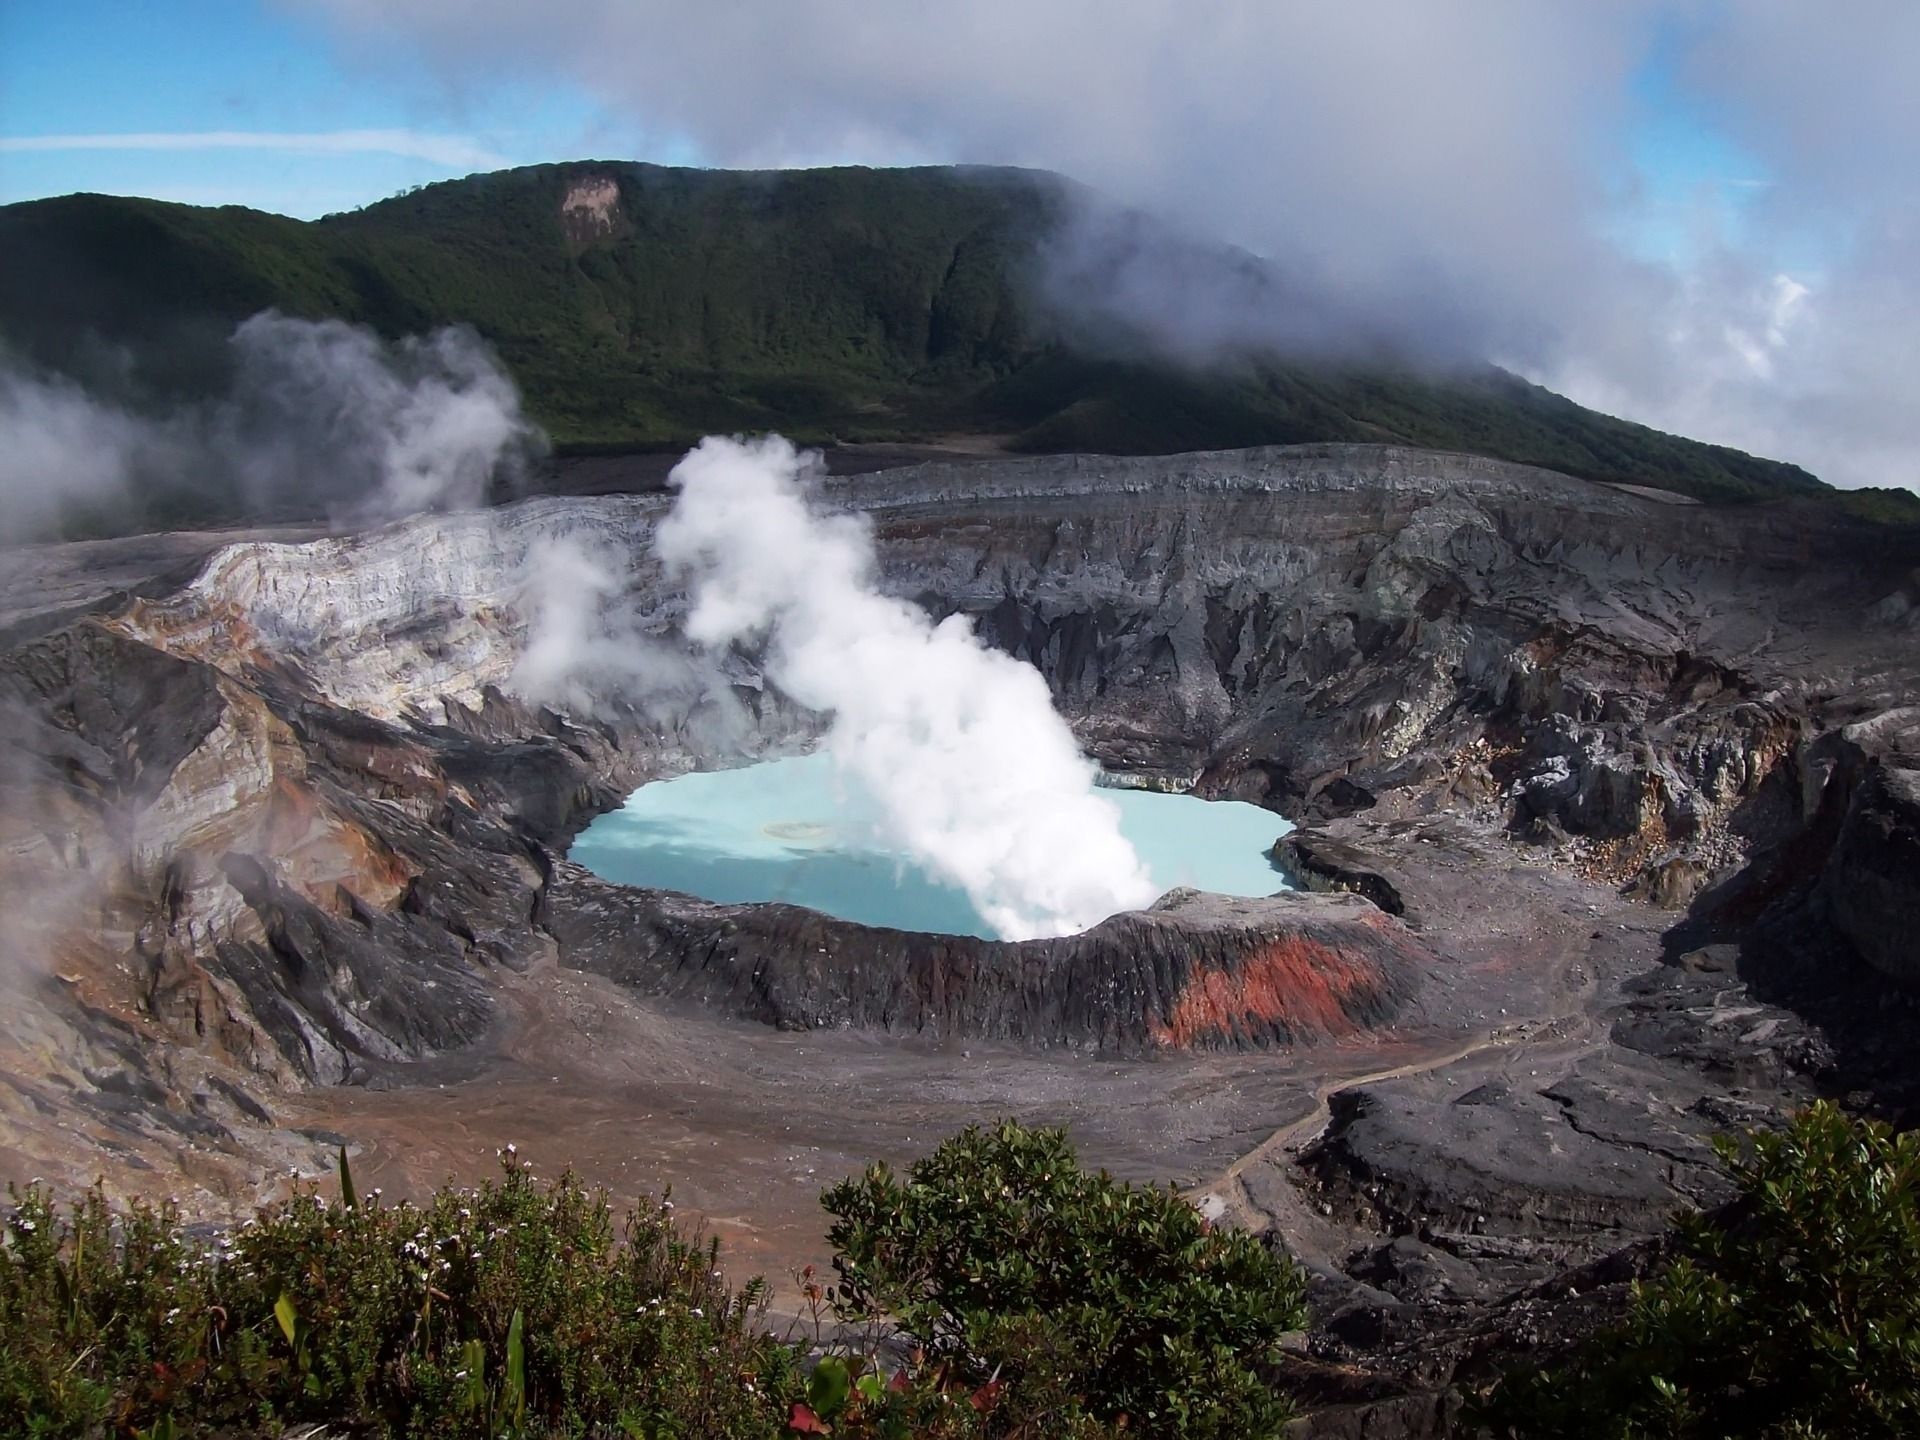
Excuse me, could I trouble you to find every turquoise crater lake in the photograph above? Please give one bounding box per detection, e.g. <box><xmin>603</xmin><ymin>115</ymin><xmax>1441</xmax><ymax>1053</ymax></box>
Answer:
<box><xmin>569</xmin><ymin>753</ymin><xmax>1295</xmax><ymax>939</ymax></box>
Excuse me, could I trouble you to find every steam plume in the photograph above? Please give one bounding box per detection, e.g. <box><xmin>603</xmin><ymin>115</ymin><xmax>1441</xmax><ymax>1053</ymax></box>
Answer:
<box><xmin>0</xmin><ymin>313</ymin><xmax>539</xmax><ymax>543</ymax></box>
<box><xmin>0</xmin><ymin>363</ymin><xmax>186</xmax><ymax>545</ymax></box>
<box><xmin>654</xmin><ymin>434</ymin><xmax>1157</xmax><ymax>940</ymax></box>
<box><xmin>510</xmin><ymin>530</ymin><xmax>731</xmax><ymax>730</ymax></box>
<box><xmin>222</xmin><ymin>313</ymin><xmax>537</xmax><ymax>523</ymax></box>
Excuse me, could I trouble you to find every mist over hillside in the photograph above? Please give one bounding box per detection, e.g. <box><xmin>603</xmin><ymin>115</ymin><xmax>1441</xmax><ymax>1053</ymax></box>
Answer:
<box><xmin>0</xmin><ymin>160</ymin><xmax>1862</xmax><ymax>541</ymax></box>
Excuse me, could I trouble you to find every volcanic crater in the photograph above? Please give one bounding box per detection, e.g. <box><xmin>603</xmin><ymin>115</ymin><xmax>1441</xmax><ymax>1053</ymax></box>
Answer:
<box><xmin>2</xmin><ymin>441</ymin><xmax>1917</xmax><ymax>1420</ymax></box>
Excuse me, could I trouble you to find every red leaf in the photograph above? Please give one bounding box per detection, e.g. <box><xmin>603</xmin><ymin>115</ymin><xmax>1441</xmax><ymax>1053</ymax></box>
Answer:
<box><xmin>887</xmin><ymin>1367</ymin><xmax>912</xmax><ymax>1394</ymax></box>
<box><xmin>971</xmin><ymin>1378</ymin><xmax>1006</xmax><ymax>1413</ymax></box>
<box><xmin>788</xmin><ymin>1401</ymin><xmax>832</xmax><ymax>1434</ymax></box>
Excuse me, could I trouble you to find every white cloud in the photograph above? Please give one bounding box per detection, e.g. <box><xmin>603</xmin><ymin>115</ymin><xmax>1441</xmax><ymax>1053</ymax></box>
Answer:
<box><xmin>0</xmin><ymin>129</ymin><xmax>505</xmax><ymax>169</ymax></box>
<box><xmin>264</xmin><ymin>2</ymin><xmax>1920</xmax><ymax>490</ymax></box>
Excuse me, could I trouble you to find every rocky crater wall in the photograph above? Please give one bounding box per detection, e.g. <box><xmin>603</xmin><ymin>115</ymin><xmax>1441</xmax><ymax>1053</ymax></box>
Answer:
<box><xmin>3</xmin><ymin>444</ymin><xmax>1916</xmax><ymax>1124</ymax></box>
<box><xmin>548</xmin><ymin>876</ymin><xmax>1427</xmax><ymax>1052</ymax></box>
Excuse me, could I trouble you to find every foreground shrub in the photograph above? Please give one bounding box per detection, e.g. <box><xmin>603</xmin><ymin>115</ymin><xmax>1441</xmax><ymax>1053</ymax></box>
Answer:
<box><xmin>0</xmin><ymin>1150</ymin><xmax>798</xmax><ymax>1438</ymax></box>
<box><xmin>1</xmin><ymin>1124</ymin><xmax>1299</xmax><ymax>1438</ymax></box>
<box><xmin>1477</xmin><ymin>1101</ymin><xmax>1920</xmax><ymax>1439</ymax></box>
<box><xmin>822</xmin><ymin>1118</ymin><xmax>1307</xmax><ymax>1439</ymax></box>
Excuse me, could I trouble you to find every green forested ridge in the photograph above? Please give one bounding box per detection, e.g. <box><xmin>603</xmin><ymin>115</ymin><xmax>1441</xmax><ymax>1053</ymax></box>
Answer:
<box><xmin>0</xmin><ymin>161</ymin><xmax>1840</xmax><ymax>504</ymax></box>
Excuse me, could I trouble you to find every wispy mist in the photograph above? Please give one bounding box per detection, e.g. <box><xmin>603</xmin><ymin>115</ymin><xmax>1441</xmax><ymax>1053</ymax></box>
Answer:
<box><xmin>223</xmin><ymin>313</ymin><xmax>539</xmax><ymax>522</ymax></box>
<box><xmin>0</xmin><ymin>363</ymin><xmax>187</xmax><ymax>545</ymax></box>
<box><xmin>653</xmin><ymin>434</ymin><xmax>1157</xmax><ymax>940</ymax></box>
<box><xmin>0</xmin><ymin>313</ymin><xmax>541</xmax><ymax>544</ymax></box>
<box><xmin>509</xmin><ymin>529</ymin><xmax>736</xmax><ymax>733</ymax></box>
<box><xmin>1034</xmin><ymin>195</ymin><xmax>1475</xmax><ymax>369</ymax></box>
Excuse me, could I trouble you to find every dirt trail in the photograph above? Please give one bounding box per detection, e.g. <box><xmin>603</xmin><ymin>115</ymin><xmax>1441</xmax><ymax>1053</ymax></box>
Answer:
<box><xmin>1190</xmin><ymin>930</ymin><xmax>1609</xmax><ymax>1271</ymax></box>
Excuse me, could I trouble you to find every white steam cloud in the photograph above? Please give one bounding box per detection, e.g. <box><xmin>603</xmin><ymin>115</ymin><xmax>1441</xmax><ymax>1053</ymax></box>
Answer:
<box><xmin>0</xmin><ymin>312</ymin><xmax>539</xmax><ymax>543</ymax></box>
<box><xmin>511</xmin><ymin>534</ymin><xmax>641</xmax><ymax>713</ymax></box>
<box><xmin>0</xmin><ymin>366</ymin><xmax>168</xmax><ymax>544</ymax></box>
<box><xmin>222</xmin><ymin>313</ymin><xmax>535</xmax><ymax>522</ymax></box>
<box><xmin>654</xmin><ymin>434</ymin><xmax>1158</xmax><ymax>941</ymax></box>
<box><xmin>510</xmin><ymin>530</ymin><xmax>733</xmax><ymax>730</ymax></box>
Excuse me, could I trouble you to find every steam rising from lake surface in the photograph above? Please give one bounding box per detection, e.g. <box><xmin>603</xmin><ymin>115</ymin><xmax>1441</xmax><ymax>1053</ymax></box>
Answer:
<box><xmin>570</xmin><ymin>754</ymin><xmax>1294</xmax><ymax>939</ymax></box>
<box><xmin>654</xmin><ymin>434</ymin><xmax>1163</xmax><ymax>939</ymax></box>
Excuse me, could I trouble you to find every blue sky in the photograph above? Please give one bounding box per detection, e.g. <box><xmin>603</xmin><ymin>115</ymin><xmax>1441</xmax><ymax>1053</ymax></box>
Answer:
<box><xmin>0</xmin><ymin>0</ymin><xmax>697</xmax><ymax>216</ymax></box>
<box><xmin>1614</xmin><ymin>33</ymin><xmax>1767</xmax><ymax>268</ymax></box>
<box><xmin>6</xmin><ymin>0</ymin><xmax>1758</xmax><ymax>245</ymax></box>
<box><xmin>1</xmin><ymin>1</ymin><xmax>1911</xmax><ymax>490</ymax></box>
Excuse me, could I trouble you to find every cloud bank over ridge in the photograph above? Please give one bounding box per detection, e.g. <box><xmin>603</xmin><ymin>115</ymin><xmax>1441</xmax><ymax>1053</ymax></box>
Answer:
<box><xmin>291</xmin><ymin>0</ymin><xmax>1920</xmax><ymax>491</ymax></box>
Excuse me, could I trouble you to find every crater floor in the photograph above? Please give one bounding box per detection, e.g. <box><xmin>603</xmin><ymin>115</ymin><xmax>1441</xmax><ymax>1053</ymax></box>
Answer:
<box><xmin>288</xmin><ymin>808</ymin><xmax>1675</xmax><ymax>1287</ymax></box>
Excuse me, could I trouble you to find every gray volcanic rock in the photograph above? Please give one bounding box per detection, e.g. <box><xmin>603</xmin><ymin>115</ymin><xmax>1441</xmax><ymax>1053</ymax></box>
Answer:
<box><xmin>1821</xmin><ymin>759</ymin><xmax>1920</xmax><ymax>986</ymax></box>
<box><xmin>1273</xmin><ymin>828</ymin><xmax>1406</xmax><ymax>916</ymax></box>
<box><xmin>1302</xmin><ymin>1062</ymin><xmax>1729</xmax><ymax>1248</ymax></box>
<box><xmin>1285</xmin><ymin>1048</ymin><xmax>1756</xmax><ymax>1437</ymax></box>
<box><xmin>547</xmin><ymin>877</ymin><xmax>1429</xmax><ymax>1051</ymax></box>
<box><xmin>1288</xmin><ymin>1228</ymin><xmax>1681</xmax><ymax>1439</ymax></box>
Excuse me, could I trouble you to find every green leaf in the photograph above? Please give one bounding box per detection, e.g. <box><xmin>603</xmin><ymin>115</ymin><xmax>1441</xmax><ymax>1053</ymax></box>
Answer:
<box><xmin>807</xmin><ymin>1354</ymin><xmax>851</xmax><ymax>1418</ymax></box>
<box><xmin>273</xmin><ymin>1291</ymin><xmax>298</xmax><ymax>1348</ymax></box>
<box><xmin>459</xmin><ymin>1337</ymin><xmax>486</xmax><ymax>1414</ymax></box>
<box><xmin>337</xmin><ymin>1145</ymin><xmax>357</xmax><ymax>1209</ymax></box>
<box><xmin>504</xmin><ymin>1305</ymin><xmax>527</xmax><ymax>1427</ymax></box>
<box><xmin>820</xmin><ymin>1118</ymin><xmax>1303</xmax><ymax>1434</ymax></box>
